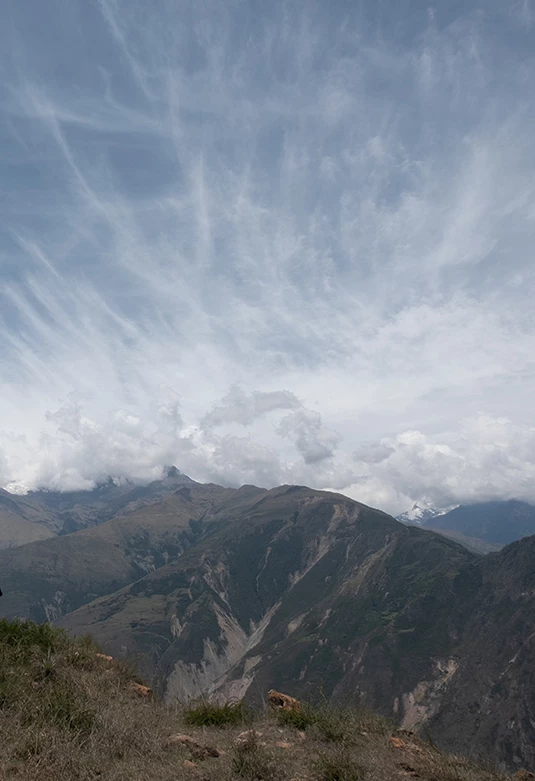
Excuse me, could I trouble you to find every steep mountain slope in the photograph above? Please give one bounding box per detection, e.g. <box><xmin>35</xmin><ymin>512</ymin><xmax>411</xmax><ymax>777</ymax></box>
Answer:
<box><xmin>0</xmin><ymin>480</ymin><xmax>240</xmax><ymax>622</ymax></box>
<box><xmin>425</xmin><ymin>535</ymin><xmax>535</xmax><ymax>769</ymax></box>
<box><xmin>225</xmin><ymin>531</ymin><xmax>535</xmax><ymax>770</ymax></box>
<box><xmin>57</xmin><ymin>488</ymin><xmax>474</xmax><ymax>723</ymax></box>
<box><xmin>0</xmin><ymin>467</ymin><xmax>194</xmax><ymax>548</ymax></box>
<box><xmin>423</xmin><ymin>499</ymin><xmax>535</xmax><ymax>545</ymax></box>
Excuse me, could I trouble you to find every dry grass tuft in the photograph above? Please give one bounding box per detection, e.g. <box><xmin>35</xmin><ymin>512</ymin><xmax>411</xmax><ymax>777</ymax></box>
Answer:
<box><xmin>231</xmin><ymin>729</ymin><xmax>280</xmax><ymax>780</ymax></box>
<box><xmin>312</xmin><ymin>748</ymin><xmax>365</xmax><ymax>781</ymax></box>
<box><xmin>184</xmin><ymin>700</ymin><xmax>252</xmax><ymax>727</ymax></box>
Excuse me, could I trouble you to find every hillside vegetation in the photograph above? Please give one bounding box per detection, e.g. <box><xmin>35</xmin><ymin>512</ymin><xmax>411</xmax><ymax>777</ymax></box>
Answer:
<box><xmin>0</xmin><ymin>619</ymin><xmax>516</xmax><ymax>781</ymax></box>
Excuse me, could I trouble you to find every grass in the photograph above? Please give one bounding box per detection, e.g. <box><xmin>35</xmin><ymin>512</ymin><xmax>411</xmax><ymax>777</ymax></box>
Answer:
<box><xmin>0</xmin><ymin>619</ymin><xmax>96</xmax><ymax>734</ymax></box>
<box><xmin>0</xmin><ymin>619</ymin><xmax>513</xmax><ymax>781</ymax></box>
<box><xmin>275</xmin><ymin>702</ymin><xmax>317</xmax><ymax>731</ymax></box>
<box><xmin>231</xmin><ymin>730</ymin><xmax>279</xmax><ymax>780</ymax></box>
<box><xmin>275</xmin><ymin>701</ymin><xmax>375</xmax><ymax>744</ymax></box>
<box><xmin>313</xmin><ymin>749</ymin><xmax>365</xmax><ymax>781</ymax></box>
<box><xmin>184</xmin><ymin>700</ymin><xmax>252</xmax><ymax>727</ymax></box>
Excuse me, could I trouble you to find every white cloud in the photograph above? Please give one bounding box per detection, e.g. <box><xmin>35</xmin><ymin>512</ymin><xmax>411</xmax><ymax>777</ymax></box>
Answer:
<box><xmin>0</xmin><ymin>0</ymin><xmax>534</xmax><ymax>514</ymax></box>
<box><xmin>348</xmin><ymin>416</ymin><xmax>535</xmax><ymax>514</ymax></box>
<box><xmin>277</xmin><ymin>409</ymin><xmax>341</xmax><ymax>464</ymax></box>
<box><xmin>202</xmin><ymin>386</ymin><xmax>301</xmax><ymax>428</ymax></box>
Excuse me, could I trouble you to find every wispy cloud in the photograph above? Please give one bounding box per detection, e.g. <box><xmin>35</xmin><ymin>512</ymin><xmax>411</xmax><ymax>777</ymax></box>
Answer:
<box><xmin>0</xmin><ymin>0</ymin><xmax>534</xmax><ymax>512</ymax></box>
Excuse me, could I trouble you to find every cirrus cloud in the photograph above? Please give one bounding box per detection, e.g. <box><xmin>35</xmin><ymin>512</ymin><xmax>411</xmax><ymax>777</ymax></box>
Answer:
<box><xmin>0</xmin><ymin>0</ymin><xmax>534</xmax><ymax>514</ymax></box>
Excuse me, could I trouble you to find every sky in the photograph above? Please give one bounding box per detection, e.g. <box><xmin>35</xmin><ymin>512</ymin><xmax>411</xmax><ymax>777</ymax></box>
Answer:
<box><xmin>1</xmin><ymin>0</ymin><xmax>535</xmax><ymax>514</ymax></box>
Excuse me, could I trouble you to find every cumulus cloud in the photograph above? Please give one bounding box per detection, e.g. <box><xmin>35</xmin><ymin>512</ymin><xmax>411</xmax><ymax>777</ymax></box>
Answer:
<box><xmin>0</xmin><ymin>0</ymin><xmax>534</xmax><ymax>514</ymax></box>
<box><xmin>349</xmin><ymin>416</ymin><xmax>535</xmax><ymax>514</ymax></box>
<box><xmin>202</xmin><ymin>387</ymin><xmax>301</xmax><ymax>429</ymax></box>
<box><xmin>277</xmin><ymin>409</ymin><xmax>341</xmax><ymax>464</ymax></box>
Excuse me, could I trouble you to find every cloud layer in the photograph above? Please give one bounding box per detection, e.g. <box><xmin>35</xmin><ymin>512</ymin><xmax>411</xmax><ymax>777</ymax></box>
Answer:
<box><xmin>1</xmin><ymin>0</ymin><xmax>534</xmax><ymax>513</ymax></box>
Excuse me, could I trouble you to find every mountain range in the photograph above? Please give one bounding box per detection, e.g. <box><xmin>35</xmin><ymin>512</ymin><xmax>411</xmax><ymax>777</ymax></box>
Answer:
<box><xmin>422</xmin><ymin>499</ymin><xmax>535</xmax><ymax>545</ymax></box>
<box><xmin>1</xmin><ymin>474</ymin><xmax>535</xmax><ymax>772</ymax></box>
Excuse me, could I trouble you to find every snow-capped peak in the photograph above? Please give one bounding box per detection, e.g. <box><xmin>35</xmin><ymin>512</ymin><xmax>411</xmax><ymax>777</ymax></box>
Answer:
<box><xmin>396</xmin><ymin>501</ymin><xmax>458</xmax><ymax>526</ymax></box>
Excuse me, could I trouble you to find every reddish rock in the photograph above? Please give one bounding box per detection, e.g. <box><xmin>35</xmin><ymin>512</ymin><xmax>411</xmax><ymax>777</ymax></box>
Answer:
<box><xmin>267</xmin><ymin>689</ymin><xmax>302</xmax><ymax>711</ymax></box>
<box><xmin>130</xmin><ymin>683</ymin><xmax>152</xmax><ymax>698</ymax></box>
<box><xmin>166</xmin><ymin>733</ymin><xmax>220</xmax><ymax>759</ymax></box>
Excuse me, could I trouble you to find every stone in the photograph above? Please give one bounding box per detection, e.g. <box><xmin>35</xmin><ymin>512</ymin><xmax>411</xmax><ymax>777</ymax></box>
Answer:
<box><xmin>130</xmin><ymin>682</ymin><xmax>152</xmax><ymax>698</ymax></box>
<box><xmin>267</xmin><ymin>689</ymin><xmax>302</xmax><ymax>711</ymax></box>
<box><xmin>399</xmin><ymin>764</ymin><xmax>420</xmax><ymax>778</ymax></box>
<box><xmin>389</xmin><ymin>736</ymin><xmax>423</xmax><ymax>754</ymax></box>
<box><xmin>236</xmin><ymin>730</ymin><xmax>263</xmax><ymax>744</ymax></box>
<box><xmin>166</xmin><ymin>734</ymin><xmax>220</xmax><ymax>759</ymax></box>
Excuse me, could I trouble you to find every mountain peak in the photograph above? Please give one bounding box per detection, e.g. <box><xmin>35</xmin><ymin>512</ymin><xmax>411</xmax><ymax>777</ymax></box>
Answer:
<box><xmin>396</xmin><ymin>501</ymin><xmax>457</xmax><ymax>525</ymax></box>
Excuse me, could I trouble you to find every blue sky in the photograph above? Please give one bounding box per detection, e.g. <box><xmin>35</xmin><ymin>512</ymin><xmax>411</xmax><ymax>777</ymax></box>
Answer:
<box><xmin>1</xmin><ymin>0</ymin><xmax>535</xmax><ymax>513</ymax></box>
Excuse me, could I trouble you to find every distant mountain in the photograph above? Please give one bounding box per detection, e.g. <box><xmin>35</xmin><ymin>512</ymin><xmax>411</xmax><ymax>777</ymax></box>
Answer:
<box><xmin>397</xmin><ymin>502</ymin><xmax>502</xmax><ymax>555</ymax></box>
<box><xmin>425</xmin><ymin>527</ymin><xmax>502</xmax><ymax>556</ymax></box>
<box><xmin>2</xmin><ymin>478</ymin><xmax>535</xmax><ymax>769</ymax></box>
<box><xmin>0</xmin><ymin>477</ymin><xmax>233</xmax><ymax>622</ymax></box>
<box><xmin>0</xmin><ymin>467</ymin><xmax>193</xmax><ymax>548</ymax></box>
<box><xmin>423</xmin><ymin>500</ymin><xmax>535</xmax><ymax>545</ymax></box>
<box><xmin>0</xmin><ymin>497</ymin><xmax>55</xmax><ymax>549</ymax></box>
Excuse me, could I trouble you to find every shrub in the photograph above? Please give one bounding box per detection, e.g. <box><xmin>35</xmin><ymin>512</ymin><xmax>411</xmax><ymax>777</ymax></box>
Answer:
<box><xmin>0</xmin><ymin>619</ymin><xmax>68</xmax><ymax>660</ymax></box>
<box><xmin>184</xmin><ymin>700</ymin><xmax>251</xmax><ymax>727</ymax></box>
<box><xmin>310</xmin><ymin>707</ymin><xmax>352</xmax><ymax>743</ymax></box>
<box><xmin>276</xmin><ymin>703</ymin><xmax>349</xmax><ymax>742</ymax></box>
<box><xmin>275</xmin><ymin>703</ymin><xmax>317</xmax><ymax>731</ymax></box>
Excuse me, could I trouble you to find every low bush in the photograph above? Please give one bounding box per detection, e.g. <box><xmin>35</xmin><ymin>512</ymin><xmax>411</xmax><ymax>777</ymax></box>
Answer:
<box><xmin>184</xmin><ymin>700</ymin><xmax>252</xmax><ymax>727</ymax></box>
